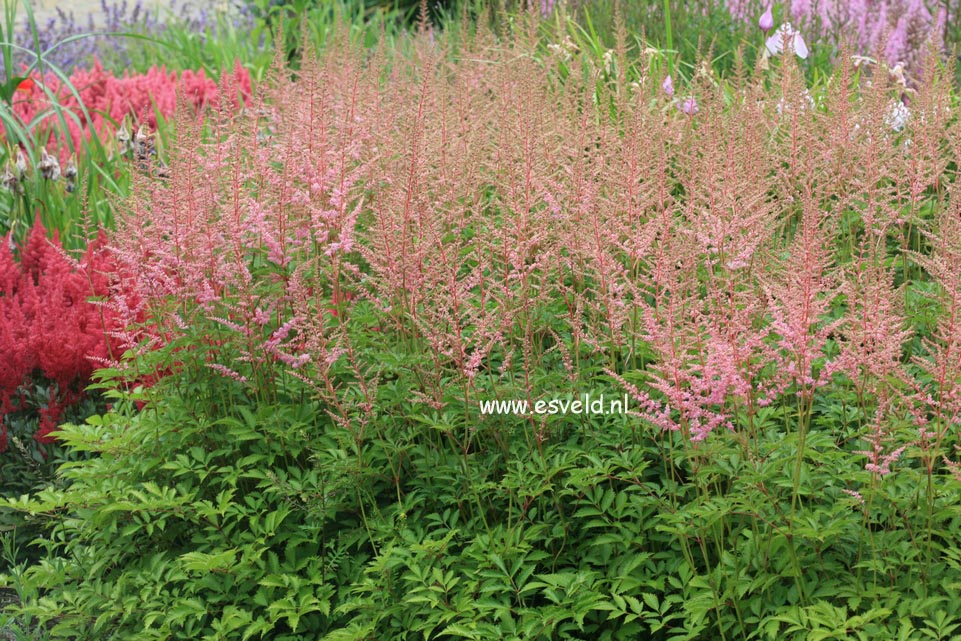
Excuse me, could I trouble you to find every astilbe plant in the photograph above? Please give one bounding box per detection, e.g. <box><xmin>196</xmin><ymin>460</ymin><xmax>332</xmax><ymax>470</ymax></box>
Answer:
<box><xmin>35</xmin><ymin>12</ymin><xmax>961</xmax><ymax>639</ymax></box>
<box><xmin>2</xmin><ymin>61</ymin><xmax>251</xmax><ymax>160</ymax></box>
<box><xmin>0</xmin><ymin>219</ymin><xmax>134</xmax><ymax>451</ymax></box>
<box><xmin>911</xmin><ymin>181</ymin><xmax>961</xmax><ymax>466</ymax></box>
<box><xmin>106</xmin><ymin>38</ymin><xmax>369</xmax><ymax>424</ymax></box>
<box><xmin>104</xmin><ymin>13</ymin><xmax>961</xmax><ymax>471</ymax></box>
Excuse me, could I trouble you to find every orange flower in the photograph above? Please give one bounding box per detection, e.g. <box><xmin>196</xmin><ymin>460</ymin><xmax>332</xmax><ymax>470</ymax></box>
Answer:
<box><xmin>14</xmin><ymin>77</ymin><xmax>35</xmax><ymax>93</ymax></box>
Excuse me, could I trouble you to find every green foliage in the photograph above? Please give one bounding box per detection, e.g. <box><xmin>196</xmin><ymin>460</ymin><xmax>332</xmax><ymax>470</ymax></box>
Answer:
<box><xmin>0</xmin><ymin>147</ymin><xmax>123</xmax><ymax>248</ymax></box>
<box><xmin>8</xmin><ymin>337</ymin><xmax>961</xmax><ymax>640</ymax></box>
<box><xmin>0</xmin><ymin>0</ymin><xmax>129</xmax><ymax>247</ymax></box>
<box><xmin>566</xmin><ymin>0</ymin><xmax>752</xmax><ymax>76</ymax></box>
<box><xmin>0</xmin><ymin>384</ymin><xmax>103</xmax><ymax>574</ymax></box>
<box><xmin>6</xmin><ymin>3</ymin><xmax>961</xmax><ymax>641</ymax></box>
<box><xmin>210</xmin><ymin>0</ymin><xmax>412</xmax><ymax>71</ymax></box>
<box><xmin>243</xmin><ymin>0</ymin><xmax>460</xmax><ymax>27</ymax></box>
<box><xmin>2</xmin><ymin>369</ymin><xmax>350</xmax><ymax>639</ymax></box>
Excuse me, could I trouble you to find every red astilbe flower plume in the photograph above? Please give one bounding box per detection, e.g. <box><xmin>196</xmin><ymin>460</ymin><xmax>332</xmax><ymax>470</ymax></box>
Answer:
<box><xmin>0</xmin><ymin>295</ymin><xmax>32</xmax><ymax>415</ymax></box>
<box><xmin>0</xmin><ymin>235</ymin><xmax>18</xmax><ymax>294</ymax></box>
<box><xmin>0</xmin><ymin>221</ymin><xmax>133</xmax><ymax>450</ymax></box>
<box><xmin>4</xmin><ymin>61</ymin><xmax>252</xmax><ymax>161</ymax></box>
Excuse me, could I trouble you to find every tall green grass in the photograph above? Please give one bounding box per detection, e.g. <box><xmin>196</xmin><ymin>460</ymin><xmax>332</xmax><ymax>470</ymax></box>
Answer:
<box><xmin>0</xmin><ymin>0</ymin><xmax>137</xmax><ymax>247</ymax></box>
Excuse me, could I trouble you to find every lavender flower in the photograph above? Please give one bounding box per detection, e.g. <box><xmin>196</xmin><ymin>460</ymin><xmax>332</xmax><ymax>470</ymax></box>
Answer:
<box><xmin>662</xmin><ymin>74</ymin><xmax>674</xmax><ymax>98</ymax></box>
<box><xmin>9</xmin><ymin>0</ymin><xmax>248</xmax><ymax>77</ymax></box>
<box><xmin>15</xmin><ymin>0</ymin><xmax>161</xmax><ymax>74</ymax></box>
<box><xmin>537</xmin><ymin>0</ymin><xmax>580</xmax><ymax>17</ymax></box>
<box><xmin>730</xmin><ymin>0</ymin><xmax>944</xmax><ymax>76</ymax></box>
<box><xmin>678</xmin><ymin>96</ymin><xmax>698</xmax><ymax>115</ymax></box>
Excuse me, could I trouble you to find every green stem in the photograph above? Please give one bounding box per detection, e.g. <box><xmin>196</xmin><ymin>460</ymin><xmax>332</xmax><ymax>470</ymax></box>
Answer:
<box><xmin>791</xmin><ymin>392</ymin><xmax>811</xmax><ymax>515</ymax></box>
<box><xmin>663</xmin><ymin>0</ymin><xmax>674</xmax><ymax>77</ymax></box>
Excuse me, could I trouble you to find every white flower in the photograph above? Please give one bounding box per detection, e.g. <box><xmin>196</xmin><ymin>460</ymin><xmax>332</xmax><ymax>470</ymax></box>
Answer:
<box><xmin>547</xmin><ymin>43</ymin><xmax>568</xmax><ymax>61</ymax></box>
<box><xmin>886</xmin><ymin>101</ymin><xmax>910</xmax><ymax>132</ymax></box>
<box><xmin>888</xmin><ymin>63</ymin><xmax>907</xmax><ymax>87</ymax></box>
<box><xmin>765</xmin><ymin>23</ymin><xmax>809</xmax><ymax>59</ymax></box>
<box><xmin>776</xmin><ymin>88</ymin><xmax>815</xmax><ymax>115</ymax></box>
<box><xmin>602</xmin><ymin>49</ymin><xmax>615</xmax><ymax>75</ymax></box>
<box><xmin>37</xmin><ymin>147</ymin><xmax>60</xmax><ymax>181</ymax></box>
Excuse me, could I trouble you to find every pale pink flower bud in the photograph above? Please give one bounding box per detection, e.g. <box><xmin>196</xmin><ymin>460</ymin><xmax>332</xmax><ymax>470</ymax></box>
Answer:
<box><xmin>38</xmin><ymin>147</ymin><xmax>60</xmax><ymax>181</ymax></box>
<box><xmin>253</xmin><ymin>306</ymin><xmax>272</xmax><ymax>325</ymax></box>
<box><xmin>759</xmin><ymin>5</ymin><xmax>774</xmax><ymax>33</ymax></box>
<box><xmin>842</xmin><ymin>489</ymin><xmax>865</xmax><ymax>506</ymax></box>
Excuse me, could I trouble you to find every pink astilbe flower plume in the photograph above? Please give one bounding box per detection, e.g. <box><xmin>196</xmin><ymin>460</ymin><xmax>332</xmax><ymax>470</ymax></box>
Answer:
<box><xmin>906</xmin><ymin>173</ymin><xmax>961</xmax><ymax>454</ymax></box>
<box><xmin>762</xmin><ymin>192</ymin><xmax>841</xmax><ymax>398</ymax></box>
<box><xmin>836</xmin><ymin>251</ymin><xmax>912</xmax><ymax>387</ymax></box>
<box><xmin>855</xmin><ymin>395</ymin><xmax>911</xmax><ymax>478</ymax></box>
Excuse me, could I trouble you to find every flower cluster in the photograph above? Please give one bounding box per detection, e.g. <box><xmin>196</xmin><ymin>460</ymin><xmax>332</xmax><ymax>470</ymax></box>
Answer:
<box><xmin>4</xmin><ymin>61</ymin><xmax>252</xmax><ymax>160</ymax></box>
<box><xmin>537</xmin><ymin>0</ymin><xmax>579</xmax><ymax>17</ymax></box>
<box><xmin>0</xmin><ymin>221</ymin><xmax>135</xmax><ymax>450</ymax></box>
<box><xmin>730</xmin><ymin>0</ymin><xmax>944</xmax><ymax>74</ymax></box>
<box><xmin>100</xmin><ymin>21</ymin><xmax>959</xmax><ymax>483</ymax></box>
